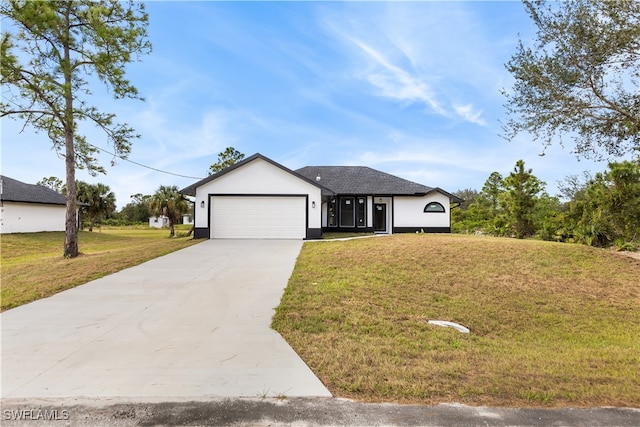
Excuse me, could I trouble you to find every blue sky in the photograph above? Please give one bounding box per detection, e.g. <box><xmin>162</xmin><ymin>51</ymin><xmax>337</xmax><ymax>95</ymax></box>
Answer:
<box><xmin>1</xmin><ymin>1</ymin><xmax>613</xmax><ymax>208</ymax></box>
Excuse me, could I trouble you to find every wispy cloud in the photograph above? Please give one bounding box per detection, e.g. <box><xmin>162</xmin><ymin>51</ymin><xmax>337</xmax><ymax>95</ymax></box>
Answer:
<box><xmin>351</xmin><ymin>37</ymin><xmax>447</xmax><ymax>116</ymax></box>
<box><xmin>453</xmin><ymin>104</ymin><xmax>487</xmax><ymax>126</ymax></box>
<box><xmin>317</xmin><ymin>2</ymin><xmax>503</xmax><ymax>127</ymax></box>
<box><xmin>321</xmin><ymin>19</ymin><xmax>448</xmax><ymax>117</ymax></box>
<box><xmin>133</xmin><ymin>107</ymin><xmax>237</xmax><ymax>171</ymax></box>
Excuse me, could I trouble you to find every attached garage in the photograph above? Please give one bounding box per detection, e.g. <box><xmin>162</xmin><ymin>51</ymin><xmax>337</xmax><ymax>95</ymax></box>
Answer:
<box><xmin>181</xmin><ymin>154</ymin><xmax>326</xmax><ymax>240</ymax></box>
<box><xmin>210</xmin><ymin>195</ymin><xmax>307</xmax><ymax>239</ymax></box>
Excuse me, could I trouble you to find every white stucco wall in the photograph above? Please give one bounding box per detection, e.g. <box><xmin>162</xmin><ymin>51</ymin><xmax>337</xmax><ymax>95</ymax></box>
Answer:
<box><xmin>321</xmin><ymin>201</ymin><xmax>328</xmax><ymax>228</ymax></box>
<box><xmin>149</xmin><ymin>216</ymin><xmax>169</xmax><ymax>228</ymax></box>
<box><xmin>194</xmin><ymin>158</ymin><xmax>322</xmax><ymax>229</ymax></box>
<box><xmin>0</xmin><ymin>202</ymin><xmax>66</xmax><ymax>234</ymax></box>
<box><xmin>393</xmin><ymin>192</ymin><xmax>451</xmax><ymax>228</ymax></box>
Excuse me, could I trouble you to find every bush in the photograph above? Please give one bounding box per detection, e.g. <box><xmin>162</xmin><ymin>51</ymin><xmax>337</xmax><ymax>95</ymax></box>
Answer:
<box><xmin>615</xmin><ymin>241</ymin><xmax>638</xmax><ymax>252</ymax></box>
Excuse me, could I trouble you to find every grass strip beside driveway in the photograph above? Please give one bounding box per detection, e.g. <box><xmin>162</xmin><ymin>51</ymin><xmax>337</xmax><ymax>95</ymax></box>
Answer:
<box><xmin>272</xmin><ymin>234</ymin><xmax>640</xmax><ymax>407</ymax></box>
<box><xmin>1</xmin><ymin>227</ymin><xmax>200</xmax><ymax>311</ymax></box>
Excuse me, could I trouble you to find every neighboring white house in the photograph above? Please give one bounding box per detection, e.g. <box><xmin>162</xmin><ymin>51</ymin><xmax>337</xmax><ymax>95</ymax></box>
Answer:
<box><xmin>0</xmin><ymin>175</ymin><xmax>67</xmax><ymax>234</ymax></box>
<box><xmin>149</xmin><ymin>215</ymin><xmax>169</xmax><ymax>228</ymax></box>
<box><xmin>180</xmin><ymin>153</ymin><xmax>462</xmax><ymax>240</ymax></box>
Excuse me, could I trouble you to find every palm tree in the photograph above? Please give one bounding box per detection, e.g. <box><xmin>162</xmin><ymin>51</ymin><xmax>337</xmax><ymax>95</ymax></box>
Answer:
<box><xmin>84</xmin><ymin>183</ymin><xmax>116</xmax><ymax>231</ymax></box>
<box><xmin>149</xmin><ymin>185</ymin><xmax>188</xmax><ymax>237</ymax></box>
<box><xmin>69</xmin><ymin>181</ymin><xmax>116</xmax><ymax>231</ymax></box>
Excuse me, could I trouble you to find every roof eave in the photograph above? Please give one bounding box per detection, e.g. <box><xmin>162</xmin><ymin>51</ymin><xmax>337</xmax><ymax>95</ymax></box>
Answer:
<box><xmin>427</xmin><ymin>188</ymin><xmax>464</xmax><ymax>204</ymax></box>
<box><xmin>0</xmin><ymin>199</ymin><xmax>67</xmax><ymax>206</ymax></box>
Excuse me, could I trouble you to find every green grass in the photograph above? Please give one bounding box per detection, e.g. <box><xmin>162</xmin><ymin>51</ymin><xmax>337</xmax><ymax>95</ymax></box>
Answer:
<box><xmin>1</xmin><ymin>226</ymin><xmax>200</xmax><ymax>311</ymax></box>
<box><xmin>272</xmin><ymin>234</ymin><xmax>640</xmax><ymax>407</ymax></box>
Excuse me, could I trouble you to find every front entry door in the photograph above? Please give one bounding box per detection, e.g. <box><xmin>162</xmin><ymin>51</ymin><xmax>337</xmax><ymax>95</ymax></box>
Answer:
<box><xmin>373</xmin><ymin>203</ymin><xmax>386</xmax><ymax>232</ymax></box>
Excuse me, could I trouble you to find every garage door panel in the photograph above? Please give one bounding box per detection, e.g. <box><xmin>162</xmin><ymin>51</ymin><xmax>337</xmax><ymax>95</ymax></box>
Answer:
<box><xmin>211</xmin><ymin>196</ymin><xmax>306</xmax><ymax>239</ymax></box>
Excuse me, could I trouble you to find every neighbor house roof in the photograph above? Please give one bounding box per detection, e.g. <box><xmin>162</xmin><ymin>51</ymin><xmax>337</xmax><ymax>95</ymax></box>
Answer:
<box><xmin>296</xmin><ymin>166</ymin><xmax>462</xmax><ymax>203</ymax></box>
<box><xmin>0</xmin><ymin>175</ymin><xmax>67</xmax><ymax>205</ymax></box>
<box><xmin>180</xmin><ymin>153</ymin><xmax>332</xmax><ymax>196</ymax></box>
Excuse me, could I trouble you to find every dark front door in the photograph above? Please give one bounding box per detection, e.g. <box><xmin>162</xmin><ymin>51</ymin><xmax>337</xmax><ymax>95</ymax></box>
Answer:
<box><xmin>373</xmin><ymin>203</ymin><xmax>386</xmax><ymax>232</ymax></box>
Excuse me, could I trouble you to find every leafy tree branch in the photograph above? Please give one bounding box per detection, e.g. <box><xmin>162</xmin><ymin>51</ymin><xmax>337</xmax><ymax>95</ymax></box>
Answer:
<box><xmin>503</xmin><ymin>0</ymin><xmax>640</xmax><ymax>158</ymax></box>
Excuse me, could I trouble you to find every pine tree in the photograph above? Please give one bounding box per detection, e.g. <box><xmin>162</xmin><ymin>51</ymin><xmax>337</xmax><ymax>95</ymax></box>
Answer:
<box><xmin>1</xmin><ymin>1</ymin><xmax>150</xmax><ymax>257</ymax></box>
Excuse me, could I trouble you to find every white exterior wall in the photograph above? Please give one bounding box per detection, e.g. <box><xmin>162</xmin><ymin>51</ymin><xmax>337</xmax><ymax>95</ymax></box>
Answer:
<box><xmin>0</xmin><ymin>202</ymin><xmax>66</xmax><ymax>234</ymax></box>
<box><xmin>393</xmin><ymin>192</ymin><xmax>451</xmax><ymax>228</ymax></box>
<box><xmin>149</xmin><ymin>216</ymin><xmax>169</xmax><ymax>228</ymax></box>
<box><xmin>321</xmin><ymin>201</ymin><xmax>328</xmax><ymax>227</ymax></box>
<box><xmin>194</xmin><ymin>158</ymin><xmax>322</xmax><ymax>229</ymax></box>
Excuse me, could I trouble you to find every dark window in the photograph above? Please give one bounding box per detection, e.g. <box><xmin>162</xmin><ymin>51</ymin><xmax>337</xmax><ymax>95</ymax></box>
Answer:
<box><xmin>424</xmin><ymin>202</ymin><xmax>445</xmax><ymax>213</ymax></box>
<box><xmin>328</xmin><ymin>198</ymin><xmax>337</xmax><ymax>227</ymax></box>
<box><xmin>357</xmin><ymin>197</ymin><xmax>366</xmax><ymax>227</ymax></box>
<box><xmin>340</xmin><ymin>197</ymin><xmax>355</xmax><ymax>227</ymax></box>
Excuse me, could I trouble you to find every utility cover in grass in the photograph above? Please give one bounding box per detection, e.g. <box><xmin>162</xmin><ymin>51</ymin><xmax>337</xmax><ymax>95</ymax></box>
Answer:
<box><xmin>428</xmin><ymin>320</ymin><xmax>470</xmax><ymax>333</ymax></box>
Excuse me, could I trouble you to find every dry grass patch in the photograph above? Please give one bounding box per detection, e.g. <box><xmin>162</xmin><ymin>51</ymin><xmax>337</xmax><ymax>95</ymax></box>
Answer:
<box><xmin>272</xmin><ymin>234</ymin><xmax>640</xmax><ymax>407</ymax></box>
<box><xmin>1</xmin><ymin>227</ymin><xmax>200</xmax><ymax>311</ymax></box>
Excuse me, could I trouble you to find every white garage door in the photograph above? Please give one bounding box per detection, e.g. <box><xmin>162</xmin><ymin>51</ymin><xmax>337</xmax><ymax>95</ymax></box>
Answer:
<box><xmin>210</xmin><ymin>196</ymin><xmax>306</xmax><ymax>239</ymax></box>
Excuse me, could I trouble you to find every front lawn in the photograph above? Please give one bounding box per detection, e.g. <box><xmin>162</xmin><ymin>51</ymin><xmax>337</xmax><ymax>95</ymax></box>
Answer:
<box><xmin>272</xmin><ymin>234</ymin><xmax>640</xmax><ymax>407</ymax></box>
<box><xmin>1</xmin><ymin>226</ymin><xmax>200</xmax><ymax>311</ymax></box>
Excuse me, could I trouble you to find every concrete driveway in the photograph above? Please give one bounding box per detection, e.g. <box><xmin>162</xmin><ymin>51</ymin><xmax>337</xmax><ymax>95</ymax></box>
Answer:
<box><xmin>1</xmin><ymin>239</ymin><xmax>331</xmax><ymax>399</ymax></box>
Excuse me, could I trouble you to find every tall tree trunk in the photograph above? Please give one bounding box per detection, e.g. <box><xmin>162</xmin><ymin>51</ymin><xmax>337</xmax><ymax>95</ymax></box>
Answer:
<box><xmin>63</xmin><ymin>5</ymin><xmax>78</xmax><ymax>258</ymax></box>
<box><xmin>64</xmin><ymin>126</ymin><xmax>78</xmax><ymax>257</ymax></box>
<box><xmin>169</xmin><ymin>219</ymin><xmax>175</xmax><ymax>238</ymax></box>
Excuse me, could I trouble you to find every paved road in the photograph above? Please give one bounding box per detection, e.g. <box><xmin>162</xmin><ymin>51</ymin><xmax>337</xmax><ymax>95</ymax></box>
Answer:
<box><xmin>1</xmin><ymin>239</ymin><xmax>330</xmax><ymax>399</ymax></box>
<box><xmin>1</xmin><ymin>397</ymin><xmax>638</xmax><ymax>426</ymax></box>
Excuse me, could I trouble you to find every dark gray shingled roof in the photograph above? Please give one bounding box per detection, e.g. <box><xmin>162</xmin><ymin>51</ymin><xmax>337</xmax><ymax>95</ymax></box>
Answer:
<box><xmin>0</xmin><ymin>175</ymin><xmax>67</xmax><ymax>205</ymax></box>
<box><xmin>180</xmin><ymin>153</ymin><xmax>462</xmax><ymax>203</ymax></box>
<box><xmin>296</xmin><ymin>166</ymin><xmax>435</xmax><ymax>195</ymax></box>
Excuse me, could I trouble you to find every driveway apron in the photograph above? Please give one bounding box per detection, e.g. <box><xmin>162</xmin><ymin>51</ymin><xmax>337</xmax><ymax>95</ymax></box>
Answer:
<box><xmin>1</xmin><ymin>239</ymin><xmax>331</xmax><ymax>399</ymax></box>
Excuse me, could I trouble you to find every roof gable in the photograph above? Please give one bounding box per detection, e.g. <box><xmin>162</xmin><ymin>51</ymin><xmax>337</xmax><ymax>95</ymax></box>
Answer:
<box><xmin>180</xmin><ymin>153</ymin><xmax>330</xmax><ymax>196</ymax></box>
<box><xmin>296</xmin><ymin>166</ymin><xmax>434</xmax><ymax>196</ymax></box>
<box><xmin>0</xmin><ymin>176</ymin><xmax>67</xmax><ymax>205</ymax></box>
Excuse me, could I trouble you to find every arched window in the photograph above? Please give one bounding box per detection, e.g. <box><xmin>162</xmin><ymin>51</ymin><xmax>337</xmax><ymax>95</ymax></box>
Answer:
<box><xmin>424</xmin><ymin>202</ymin><xmax>445</xmax><ymax>213</ymax></box>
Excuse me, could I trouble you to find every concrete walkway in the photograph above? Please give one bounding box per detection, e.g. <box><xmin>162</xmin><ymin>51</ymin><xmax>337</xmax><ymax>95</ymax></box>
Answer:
<box><xmin>1</xmin><ymin>239</ymin><xmax>331</xmax><ymax>399</ymax></box>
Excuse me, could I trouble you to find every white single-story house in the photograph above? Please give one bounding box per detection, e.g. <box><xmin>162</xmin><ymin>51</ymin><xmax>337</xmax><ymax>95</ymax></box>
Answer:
<box><xmin>180</xmin><ymin>153</ymin><xmax>462</xmax><ymax>240</ymax></box>
<box><xmin>0</xmin><ymin>175</ymin><xmax>67</xmax><ymax>234</ymax></box>
<box><xmin>149</xmin><ymin>215</ymin><xmax>170</xmax><ymax>228</ymax></box>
